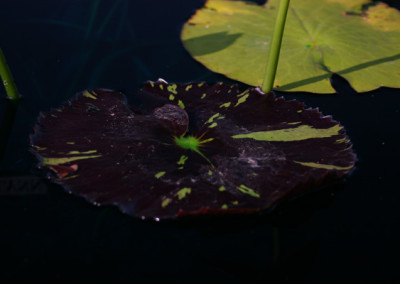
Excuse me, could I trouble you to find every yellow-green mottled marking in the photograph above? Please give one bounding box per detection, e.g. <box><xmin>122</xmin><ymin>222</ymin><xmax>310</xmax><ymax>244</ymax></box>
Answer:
<box><xmin>221</xmin><ymin>204</ymin><xmax>228</xmax><ymax>209</ymax></box>
<box><xmin>51</xmin><ymin>114</ymin><xmax>57</xmax><ymax>118</ymax></box>
<box><xmin>288</xmin><ymin>122</ymin><xmax>301</xmax><ymax>125</ymax></box>
<box><xmin>159</xmin><ymin>84</ymin><xmax>164</xmax><ymax>90</ymax></box>
<box><xmin>150</xmin><ymin>81</ymin><xmax>155</xmax><ymax>87</ymax></box>
<box><xmin>294</xmin><ymin>161</ymin><xmax>354</xmax><ymax>171</ymax></box>
<box><xmin>208</xmin><ymin>122</ymin><xmax>218</xmax><ymax>128</ymax></box>
<box><xmin>201</xmin><ymin>93</ymin><xmax>206</xmax><ymax>99</ymax></box>
<box><xmin>232</xmin><ymin>125</ymin><xmax>342</xmax><ymax>142</ymax></box>
<box><xmin>62</xmin><ymin>175</ymin><xmax>79</xmax><ymax>180</ymax></box>
<box><xmin>219</xmin><ymin>102</ymin><xmax>231</xmax><ymax>108</ymax></box>
<box><xmin>232</xmin><ymin>201</ymin><xmax>239</xmax><ymax>205</ymax></box>
<box><xmin>177</xmin><ymin>155</ymin><xmax>188</xmax><ymax>165</ymax></box>
<box><xmin>336</xmin><ymin>138</ymin><xmax>348</xmax><ymax>143</ymax></box>
<box><xmin>204</xmin><ymin>113</ymin><xmax>221</xmax><ymax>125</ymax></box>
<box><xmin>175</xmin><ymin>136</ymin><xmax>214</xmax><ymax>167</ymax></box>
<box><xmin>208</xmin><ymin>170</ymin><xmax>213</xmax><ymax>176</ymax></box>
<box><xmin>341</xmin><ymin>145</ymin><xmax>352</xmax><ymax>151</ymax></box>
<box><xmin>43</xmin><ymin>155</ymin><xmax>102</xmax><ymax>166</ymax></box>
<box><xmin>178</xmin><ymin>100</ymin><xmax>185</xmax><ymax>109</ymax></box>
<box><xmin>155</xmin><ymin>171</ymin><xmax>166</xmax><ymax>179</ymax></box>
<box><xmin>198</xmin><ymin>82</ymin><xmax>205</xmax><ymax>87</ymax></box>
<box><xmin>237</xmin><ymin>185</ymin><xmax>260</xmax><ymax>198</ymax></box>
<box><xmin>297</xmin><ymin>110</ymin><xmax>303</xmax><ymax>113</ymax></box>
<box><xmin>201</xmin><ymin>138</ymin><xmax>214</xmax><ymax>144</ymax></box>
<box><xmin>67</xmin><ymin>150</ymin><xmax>97</xmax><ymax>155</ymax></box>
<box><xmin>167</xmin><ymin>84</ymin><xmax>178</xmax><ymax>94</ymax></box>
<box><xmin>176</xmin><ymin>187</ymin><xmax>191</xmax><ymax>200</ymax></box>
<box><xmin>162</xmin><ymin>198</ymin><xmax>172</xmax><ymax>208</ymax></box>
<box><xmin>66</xmin><ymin>142</ymin><xmax>75</xmax><ymax>145</ymax></box>
<box><xmin>34</xmin><ymin>146</ymin><xmax>47</xmax><ymax>151</ymax></box>
<box><xmin>237</xmin><ymin>90</ymin><xmax>249</xmax><ymax>97</ymax></box>
<box><xmin>219</xmin><ymin>186</ymin><xmax>226</xmax><ymax>192</ymax></box>
<box><xmin>234</xmin><ymin>94</ymin><xmax>249</xmax><ymax>107</ymax></box>
<box><xmin>185</xmin><ymin>85</ymin><xmax>193</xmax><ymax>91</ymax></box>
<box><xmin>83</xmin><ymin>90</ymin><xmax>97</xmax><ymax>100</ymax></box>
<box><xmin>169</xmin><ymin>94</ymin><xmax>175</xmax><ymax>101</ymax></box>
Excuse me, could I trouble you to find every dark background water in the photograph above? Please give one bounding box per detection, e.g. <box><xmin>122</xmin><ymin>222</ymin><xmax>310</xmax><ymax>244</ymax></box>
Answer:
<box><xmin>0</xmin><ymin>0</ymin><xmax>399</xmax><ymax>283</ymax></box>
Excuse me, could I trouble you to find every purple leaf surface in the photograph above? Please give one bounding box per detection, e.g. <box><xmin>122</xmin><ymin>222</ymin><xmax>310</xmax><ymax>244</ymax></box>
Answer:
<box><xmin>31</xmin><ymin>80</ymin><xmax>356</xmax><ymax>220</ymax></box>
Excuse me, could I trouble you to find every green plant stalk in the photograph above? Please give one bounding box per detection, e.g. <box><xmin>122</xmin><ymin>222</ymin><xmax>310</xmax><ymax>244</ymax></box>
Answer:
<box><xmin>0</xmin><ymin>48</ymin><xmax>19</xmax><ymax>100</ymax></box>
<box><xmin>262</xmin><ymin>0</ymin><xmax>290</xmax><ymax>93</ymax></box>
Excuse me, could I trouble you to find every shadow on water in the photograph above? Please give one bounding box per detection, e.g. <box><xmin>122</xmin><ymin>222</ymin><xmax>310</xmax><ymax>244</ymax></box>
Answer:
<box><xmin>136</xmin><ymin>180</ymin><xmax>347</xmax><ymax>283</ymax></box>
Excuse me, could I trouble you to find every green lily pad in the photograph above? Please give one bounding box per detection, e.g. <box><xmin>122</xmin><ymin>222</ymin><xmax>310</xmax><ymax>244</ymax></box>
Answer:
<box><xmin>31</xmin><ymin>80</ymin><xmax>356</xmax><ymax>220</ymax></box>
<box><xmin>181</xmin><ymin>0</ymin><xmax>400</xmax><ymax>93</ymax></box>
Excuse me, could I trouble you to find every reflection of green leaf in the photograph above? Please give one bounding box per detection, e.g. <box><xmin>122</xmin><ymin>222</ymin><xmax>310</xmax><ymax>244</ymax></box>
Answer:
<box><xmin>31</xmin><ymin>81</ymin><xmax>356</xmax><ymax>220</ymax></box>
<box><xmin>181</xmin><ymin>0</ymin><xmax>400</xmax><ymax>93</ymax></box>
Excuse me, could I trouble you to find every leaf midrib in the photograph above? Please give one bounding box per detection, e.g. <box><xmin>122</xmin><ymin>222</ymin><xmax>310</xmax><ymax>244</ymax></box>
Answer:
<box><xmin>289</xmin><ymin>5</ymin><xmax>331</xmax><ymax>72</ymax></box>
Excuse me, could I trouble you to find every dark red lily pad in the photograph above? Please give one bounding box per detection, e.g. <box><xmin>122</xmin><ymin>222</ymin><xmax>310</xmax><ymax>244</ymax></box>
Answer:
<box><xmin>30</xmin><ymin>80</ymin><xmax>356</xmax><ymax>220</ymax></box>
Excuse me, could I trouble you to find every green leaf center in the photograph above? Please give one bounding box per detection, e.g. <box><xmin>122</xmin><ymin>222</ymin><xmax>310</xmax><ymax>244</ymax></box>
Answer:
<box><xmin>174</xmin><ymin>135</ymin><xmax>201</xmax><ymax>152</ymax></box>
<box><xmin>174</xmin><ymin>135</ymin><xmax>214</xmax><ymax>167</ymax></box>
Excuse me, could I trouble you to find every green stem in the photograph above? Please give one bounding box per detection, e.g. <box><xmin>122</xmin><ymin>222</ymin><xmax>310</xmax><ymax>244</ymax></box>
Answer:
<box><xmin>0</xmin><ymin>48</ymin><xmax>19</xmax><ymax>101</ymax></box>
<box><xmin>262</xmin><ymin>0</ymin><xmax>290</xmax><ymax>93</ymax></box>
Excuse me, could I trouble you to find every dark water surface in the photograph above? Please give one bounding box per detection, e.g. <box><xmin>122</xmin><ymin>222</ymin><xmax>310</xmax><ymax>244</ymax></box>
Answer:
<box><xmin>1</xmin><ymin>0</ymin><xmax>399</xmax><ymax>283</ymax></box>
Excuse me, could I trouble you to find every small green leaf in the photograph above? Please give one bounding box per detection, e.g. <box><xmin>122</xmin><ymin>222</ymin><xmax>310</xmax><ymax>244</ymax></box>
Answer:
<box><xmin>181</xmin><ymin>0</ymin><xmax>400</xmax><ymax>93</ymax></box>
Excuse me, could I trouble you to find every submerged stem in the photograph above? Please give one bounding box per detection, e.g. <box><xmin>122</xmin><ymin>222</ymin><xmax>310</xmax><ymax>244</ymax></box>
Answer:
<box><xmin>0</xmin><ymin>98</ymin><xmax>18</xmax><ymax>164</ymax></box>
<box><xmin>262</xmin><ymin>0</ymin><xmax>290</xmax><ymax>93</ymax></box>
<box><xmin>0</xmin><ymin>48</ymin><xmax>19</xmax><ymax>101</ymax></box>
<box><xmin>273</xmin><ymin>226</ymin><xmax>281</xmax><ymax>264</ymax></box>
